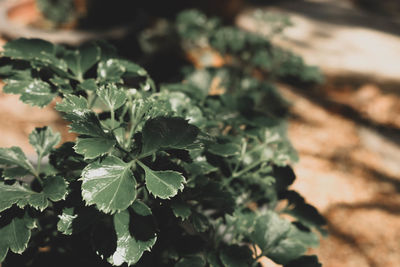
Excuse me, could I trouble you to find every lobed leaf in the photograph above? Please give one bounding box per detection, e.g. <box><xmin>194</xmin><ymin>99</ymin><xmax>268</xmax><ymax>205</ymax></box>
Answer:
<box><xmin>0</xmin><ymin>176</ymin><xmax>67</xmax><ymax>212</ymax></box>
<box><xmin>109</xmin><ymin>208</ymin><xmax>156</xmax><ymax>266</ymax></box>
<box><xmin>29</xmin><ymin>127</ymin><xmax>61</xmax><ymax>158</ymax></box>
<box><xmin>0</xmin><ymin>213</ymin><xmax>36</xmax><ymax>262</ymax></box>
<box><xmin>80</xmin><ymin>156</ymin><xmax>137</xmax><ymax>214</ymax></box>
<box><xmin>74</xmin><ymin>137</ymin><xmax>116</xmax><ymax>160</ymax></box>
<box><xmin>56</xmin><ymin>95</ymin><xmax>106</xmax><ymax>137</ymax></box>
<box><xmin>3</xmin><ymin>79</ymin><xmax>55</xmax><ymax>107</ymax></box>
<box><xmin>170</xmin><ymin>201</ymin><xmax>191</xmax><ymax>220</ymax></box>
<box><xmin>0</xmin><ymin>147</ymin><xmax>35</xmax><ymax>175</ymax></box>
<box><xmin>97</xmin><ymin>84</ymin><xmax>127</xmax><ymax>111</ymax></box>
<box><xmin>2</xmin><ymin>38</ymin><xmax>68</xmax><ymax>73</ymax></box>
<box><xmin>65</xmin><ymin>44</ymin><xmax>101</xmax><ymax>80</ymax></box>
<box><xmin>57</xmin><ymin>207</ymin><xmax>77</xmax><ymax>235</ymax></box>
<box><xmin>141</xmin><ymin>117</ymin><xmax>200</xmax><ymax>156</ymax></box>
<box><xmin>176</xmin><ymin>255</ymin><xmax>206</xmax><ymax>267</ymax></box>
<box><xmin>138</xmin><ymin>161</ymin><xmax>185</xmax><ymax>199</ymax></box>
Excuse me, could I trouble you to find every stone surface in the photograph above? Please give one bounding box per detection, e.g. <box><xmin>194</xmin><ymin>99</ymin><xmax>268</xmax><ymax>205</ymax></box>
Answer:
<box><xmin>238</xmin><ymin>0</ymin><xmax>400</xmax><ymax>83</ymax></box>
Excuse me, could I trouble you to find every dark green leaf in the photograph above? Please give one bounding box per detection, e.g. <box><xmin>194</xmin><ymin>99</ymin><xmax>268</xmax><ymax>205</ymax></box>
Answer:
<box><xmin>29</xmin><ymin>127</ymin><xmax>61</xmax><ymax>158</ymax></box>
<box><xmin>250</xmin><ymin>211</ymin><xmax>308</xmax><ymax>265</ymax></box>
<box><xmin>55</xmin><ymin>94</ymin><xmax>88</xmax><ymax>121</ymax></box>
<box><xmin>0</xmin><ymin>176</ymin><xmax>67</xmax><ymax>212</ymax></box>
<box><xmin>3</xmin><ymin>79</ymin><xmax>55</xmax><ymax>107</ymax></box>
<box><xmin>42</xmin><ymin>176</ymin><xmax>68</xmax><ymax>201</ymax></box>
<box><xmin>175</xmin><ymin>255</ymin><xmax>206</xmax><ymax>267</ymax></box>
<box><xmin>138</xmin><ymin>161</ymin><xmax>185</xmax><ymax>199</ymax></box>
<box><xmin>97</xmin><ymin>59</ymin><xmax>125</xmax><ymax>83</ymax></box>
<box><xmin>0</xmin><ymin>147</ymin><xmax>35</xmax><ymax>175</ymax></box>
<box><xmin>97</xmin><ymin>84</ymin><xmax>127</xmax><ymax>111</ymax></box>
<box><xmin>77</xmin><ymin>78</ymin><xmax>97</xmax><ymax>91</ymax></box>
<box><xmin>2</xmin><ymin>167</ymin><xmax>30</xmax><ymax>180</ymax></box>
<box><xmin>0</xmin><ymin>213</ymin><xmax>35</xmax><ymax>260</ymax></box>
<box><xmin>2</xmin><ymin>38</ymin><xmax>68</xmax><ymax>73</ymax></box>
<box><xmin>80</xmin><ymin>156</ymin><xmax>137</xmax><ymax>214</ymax></box>
<box><xmin>109</xmin><ymin>209</ymin><xmax>156</xmax><ymax>266</ymax></box>
<box><xmin>74</xmin><ymin>137</ymin><xmax>116</xmax><ymax>159</ymax></box>
<box><xmin>281</xmin><ymin>191</ymin><xmax>326</xmax><ymax>232</ymax></box>
<box><xmin>207</xmin><ymin>143</ymin><xmax>240</xmax><ymax>157</ymax></box>
<box><xmin>57</xmin><ymin>207</ymin><xmax>76</xmax><ymax>235</ymax></box>
<box><xmin>141</xmin><ymin>117</ymin><xmax>199</xmax><ymax>156</ymax></box>
<box><xmin>219</xmin><ymin>245</ymin><xmax>254</xmax><ymax>267</ymax></box>
<box><xmin>56</xmin><ymin>95</ymin><xmax>105</xmax><ymax>137</ymax></box>
<box><xmin>190</xmin><ymin>212</ymin><xmax>210</xmax><ymax>232</ymax></box>
<box><xmin>50</xmin><ymin>77</ymin><xmax>73</xmax><ymax>93</ymax></box>
<box><xmin>65</xmin><ymin>44</ymin><xmax>100</xmax><ymax>80</ymax></box>
<box><xmin>171</xmin><ymin>201</ymin><xmax>191</xmax><ymax>220</ymax></box>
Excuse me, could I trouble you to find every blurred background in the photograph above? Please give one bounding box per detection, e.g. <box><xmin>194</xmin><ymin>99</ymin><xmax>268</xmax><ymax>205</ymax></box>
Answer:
<box><xmin>0</xmin><ymin>0</ymin><xmax>399</xmax><ymax>266</ymax></box>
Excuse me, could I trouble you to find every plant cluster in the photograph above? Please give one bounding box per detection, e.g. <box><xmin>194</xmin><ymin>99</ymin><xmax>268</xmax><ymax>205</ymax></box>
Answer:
<box><xmin>0</xmin><ymin>9</ymin><xmax>325</xmax><ymax>267</ymax></box>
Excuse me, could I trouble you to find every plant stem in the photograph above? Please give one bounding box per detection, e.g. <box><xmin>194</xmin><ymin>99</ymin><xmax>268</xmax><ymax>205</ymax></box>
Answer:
<box><xmin>110</xmin><ymin>108</ymin><xmax>115</xmax><ymax>129</ymax></box>
<box><xmin>232</xmin><ymin>159</ymin><xmax>262</xmax><ymax>178</ymax></box>
<box><xmin>36</xmin><ymin>155</ymin><xmax>42</xmax><ymax>175</ymax></box>
<box><xmin>88</xmin><ymin>94</ymin><xmax>98</xmax><ymax>109</ymax></box>
<box><xmin>34</xmin><ymin>155</ymin><xmax>44</xmax><ymax>186</ymax></box>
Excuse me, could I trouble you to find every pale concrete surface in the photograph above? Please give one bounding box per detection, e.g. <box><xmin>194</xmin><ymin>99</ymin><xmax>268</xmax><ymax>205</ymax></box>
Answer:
<box><xmin>237</xmin><ymin>0</ymin><xmax>400</xmax><ymax>83</ymax></box>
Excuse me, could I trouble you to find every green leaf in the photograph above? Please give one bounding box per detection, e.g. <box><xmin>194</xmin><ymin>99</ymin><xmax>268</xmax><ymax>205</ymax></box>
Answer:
<box><xmin>0</xmin><ymin>241</ymin><xmax>8</xmax><ymax>262</ymax></box>
<box><xmin>176</xmin><ymin>255</ymin><xmax>206</xmax><ymax>267</ymax></box>
<box><xmin>219</xmin><ymin>245</ymin><xmax>254</xmax><ymax>267</ymax></box>
<box><xmin>65</xmin><ymin>44</ymin><xmax>101</xmax><ymax>80</ymax></box>
<box><xmin>109</xmin><ymin>209</ymin><xmax>156</xmax><ymax>266</ymax></box>
<box><xmin>97</xmin><ymin>59</ymin><xmax>125</xmax><ymax>83</ymax></box>
<box><xmin>207</xmin><ymin>252</ymin><xmax>223</xmax><ymax>267</ymax></box>
<box><xmin>170</xmin><ymin>201</ymin><xmax>191</xmax><ymax>220</ymax></box>
<box><xmin>207</xmin><ymin>143</ymin><xmax>240</xmax><ymax>157</ymax></box>
<box><xmin>2</xmin><ymin>38</ymin><xmax>68</xmax><ymax>73</ymax></box>
<box><xmin>2</xmin><ymin>167</ymin><xmax>30</xmax><ymax>180</ymax></box>
<box><xmin>80</xmin><ymin>156</ymin><xmax>137</xmax><ymax>214</ymax></box>
<box><xmin>281</xmin><ymin>191</ymin><xmax>326</xmax><ymax>233</ymax></box>
<box><xmin>42</xmin><ymin>176</ymin><xmax>68</xmax><ymax>201</ymax></box>
<box><xmin>29</xmin><ymin>127</ymin><xmax>61</xmax><ymax>158</ymax></box>
<box><xmin>190</xmin><ymin>212</ymin><xmax>210</xmax><ymax>232</ymax></box>
<box><xmin>0</xmin><ymin>147</ymin><xmax>35</xmax><ymax>175</ymax></box>
<box><xmin>0</xmin><ymin>213</ymin><xmax>35</xmax><ymax>259</ymax></box>
<box><xmin>50</xmin><ymin>77</ymin><xmax>73</xmax><ymax>93</ymax></box>
<box><xmin>74</xmin><ymin>137</ymin><xmax>116</xmax><ymax>159</ymax></box>
<box><xmin>97</xmin><ymin>84</ymin><xmax>127</xmax><ymax>111</ymax></box>
<box><xmin>131</xmin><ymin>200</ymin><xmax>152</xmax><ymax>217</ymax></box>
<box><xmin>250</xmin><ymin>211</ymin><xmax>308</xmax><ymax>265</ymax></box>
<box><xmin>0</xmin><ymin>176</ymin><xmax>67</xmax><ymax>212</ymax></box>
<box><xmin>141</xmin><ymin>117</ymin><xmax>200</xmax><ymax>156</ymax></box>
<box><xmin>77</xmin><ymin>78</ymin><xmax>97</xmax><ymax>91</ymax></box>
<box><xmin>55</xmin><ymin>94</ymin><xmax>88</xmax><ymax>121</ymax></box>
<box><xmin>3</xmin><ymin>79</ymin><xmax>55</xmax><ymax>107</ymax></box>
<box><xmin>138</xmin><ymin>161</ymin><xmax>185</xmax><ymax>199</ymax></box>
<box><xmin>56</xmin><ymin>95</ymin><xmax>106</xmax><ymax>137</ymax></box>
<box><xmin>57</xmin><ymin>207</ymin><xmax>77</xmax><ymax>235</ymax></box>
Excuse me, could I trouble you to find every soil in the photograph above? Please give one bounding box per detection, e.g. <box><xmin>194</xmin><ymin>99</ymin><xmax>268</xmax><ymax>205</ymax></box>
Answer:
<box><xmin>281</xmin><ymin>81</ymin><xmax>400</xmax><ymax>267</ymax></box>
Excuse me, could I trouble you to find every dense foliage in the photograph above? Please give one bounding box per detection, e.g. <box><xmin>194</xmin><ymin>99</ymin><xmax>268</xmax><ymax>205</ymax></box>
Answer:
<box><xmin>0</xmin><ymin>9</ymin><xmax>325</xmax><ymax>267</ymax></box>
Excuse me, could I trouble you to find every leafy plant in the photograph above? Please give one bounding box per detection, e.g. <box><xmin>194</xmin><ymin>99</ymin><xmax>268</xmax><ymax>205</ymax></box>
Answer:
<box><xmin>0</xmin><ymin>9</ymin><xmax>325</xmax><ymax>267</ymax></box>
<box><xmin>36</xmin><ymin>0</ymin><xmax>77</xmax><ymax>27</ymax></box>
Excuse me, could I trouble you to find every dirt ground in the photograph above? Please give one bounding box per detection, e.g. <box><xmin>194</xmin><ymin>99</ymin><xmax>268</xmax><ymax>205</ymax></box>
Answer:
<box><xmin>285</xmin><ymin>82</ymin><xmax>400</xmax><ymax>267</ymax></box>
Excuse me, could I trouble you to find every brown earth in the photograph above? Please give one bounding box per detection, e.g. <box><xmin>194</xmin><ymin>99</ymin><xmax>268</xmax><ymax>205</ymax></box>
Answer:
<box><xmin>281</xmin><ymin>82</ymin><xmax>400</xmax><ymax>267</ymax></box>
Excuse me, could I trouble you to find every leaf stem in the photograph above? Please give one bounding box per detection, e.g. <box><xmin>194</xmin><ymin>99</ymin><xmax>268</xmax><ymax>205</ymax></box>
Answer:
<box><xmin>110</xmin><ymin>108</ymin><xmax>115</xmax><ymax>129</ymax></box>
<box><xmin>232</xmin><ymin>159</ymin><xmax>262</xmax><ymax>178</ymax></box>
<box><xmin>34</xmin><ymin>154</ymin><xmax>44</xmax><ymax>186</ymax></box>
<box><xmin>88</xmin><ymin>94</ymin><xmax>98</xmax><ymax>109</ymax></box>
